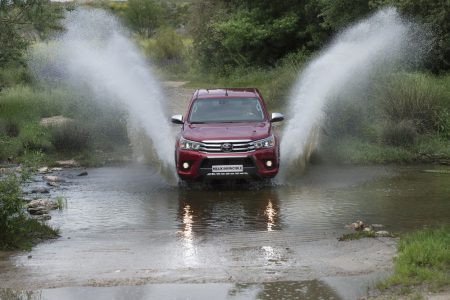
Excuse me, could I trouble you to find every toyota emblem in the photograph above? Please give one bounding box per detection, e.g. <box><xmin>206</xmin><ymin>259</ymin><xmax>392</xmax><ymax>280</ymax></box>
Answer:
<box><xmin>221</xmin><ymin>143</ymin><xmax>233</xmax><ymax>152</ymax></box>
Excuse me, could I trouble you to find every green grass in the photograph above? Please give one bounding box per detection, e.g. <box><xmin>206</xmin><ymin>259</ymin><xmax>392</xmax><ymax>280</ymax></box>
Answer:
<box><xmin>55</xmin><ymin>196</ymin><xmax>66</xmax><ymax>210</ymax></box>
<box><xmin>321</xmin><ymin>135</ymin><xmax>450</xmax><ymax>165</ymax></box>
<box><xmin>380</xmin><ymin>226</ymin><xmax>450</xmax><ymax>292</ymax></box>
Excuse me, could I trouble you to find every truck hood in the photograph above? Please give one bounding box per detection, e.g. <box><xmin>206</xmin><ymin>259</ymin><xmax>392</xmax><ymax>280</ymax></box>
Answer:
<box><xmin>182</xmin><ymin>122</ymin><xmax>271</xmax><ymax>142</ymax></box>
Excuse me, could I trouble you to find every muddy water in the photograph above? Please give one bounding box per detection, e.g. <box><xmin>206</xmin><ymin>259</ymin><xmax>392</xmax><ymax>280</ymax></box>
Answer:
<box><xmin>0</xmin><ymin>164</ymin><xmax>449</xmax><ymax>299</ymax></box>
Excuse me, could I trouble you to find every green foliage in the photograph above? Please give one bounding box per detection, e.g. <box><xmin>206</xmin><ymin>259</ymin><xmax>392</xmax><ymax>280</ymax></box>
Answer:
<box><xmin>0</xmin><ymin>173</ymin><xmax>58</xmax><ymax>250</ymax></box>
<box><xmin>0</xmin><ymin>85</ymin><xmax>130</xmax><ymax>163</ymax></box>
<box><xmin>19</xmin><ymin>123</ymin><xmax>51</xmax><ymax>152</ymax></box>
<box><xmin>124</xmin><ymin>0</ymin><xmax>165</xmax><ymax>37</ymax></box>
<box><xmin>0</xmin><ymin>174</ymin><xmax>22</xmax><ymax>229</ymax></box>
<box><xmin>319</xmin><ymin>0</ymin><xmax>373</xmax><ymax>30</ymax></box>
<box><xmin>50</xmin><ymin>122</ymin><xmax>91</xmax><ymax>153</ymax></box>
<box><xmin>0</xmin><ymin>64</ymin><xmax>33</xmax><ymax>89</ymax></box>
<box><xmin>142</xmin><ymin>27</ymin><xmax>187</xmax><ymax>73</ymax></box>
<box><xmin>322</xmin><ymin>137</ymin><xmax>416</xmax><ymax>164</ymax></box>
<box><xmin>323</xmin><ymin>99</ymin><xmax>369</xmax><ymax>139</ymax></box>
<box><xmin>187</xmin><ymin>51</ymin><xmax>307</xmax><ymax>111</ymax></box>
<box><xmin>189</xmin><ymin>0</ymin><xmax>327</xmax><ymax>73</ymax></box>
<box><xmin>381</xmin><ymin>120</ymin><xmax>417</xmax><ymax>147</ymax></box>
<box><xmin>382</xmin><ymin>226</ymin><xmax>450</xmax><ymax>290</ymax></box>
<box><xmin>391</xmin><ymin>0</ymin><xmax>450</xmax><ymax>73</ymax></box>
<box><xmin>376</xmin><ymin>73</ymin><xmax>448</xmax><ymax>135</ymax></box>
<box><xmin>0</xmin><ymin>0</ymin><xmax>65</xmax><ymax>68</ymax></box>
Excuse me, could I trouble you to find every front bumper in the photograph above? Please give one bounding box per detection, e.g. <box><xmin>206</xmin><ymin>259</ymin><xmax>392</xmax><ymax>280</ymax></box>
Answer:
<box><xmin>176</xmin><ymin>148</ymin><xmax>279</xmax><ymax>181</ymax></box>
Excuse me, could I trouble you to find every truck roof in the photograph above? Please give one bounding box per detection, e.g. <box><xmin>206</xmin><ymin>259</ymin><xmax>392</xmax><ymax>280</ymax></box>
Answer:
<box><xmin>194</xmin><ymin>88</ymin><xmax>261</xmax><ymax>99</ymax></box>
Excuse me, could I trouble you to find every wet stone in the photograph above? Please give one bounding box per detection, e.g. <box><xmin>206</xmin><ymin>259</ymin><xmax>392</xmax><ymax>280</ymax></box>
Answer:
<box><xmin>34</xmin><ymin>214</ymin><xmax>51</xmax><ymax>221</ymax></box>
<box><xmin>31</xmin><ymin>187</ymin><xmax>50</xmax><ymax>194</ymax></box>
<box><xmin>43</xmin><ymin>175</ymin><xmax>65</xmax><ymax>183</ymax></box>
<box><xmin>77</xmin><ymin>171</ymin><xmax>88</xmax><ymax>176</ymax></box>
<box><xmin>54</xmin><ymin>159</ymin><xmax>79</xmax><ymax>168</ymax></box>
<box><xmin>27</xmin><ymin>199</ymin><xmax>58</xmax><ymax>210</ymax></box>
<box><xmin>38</xmin><ymin>167</ymin><xmax>49</xmax><ymax>174</ymax></box>
<box><xmin>375</xmin><ymin>231</ymin><xmax>391</xmax><ymax>237</ymax></box>
<box><xmin>47</xmin><ymin>181</ymin><xmax>61</xmax><ymax>187</ymax></box>
<box><xmin>27</xmin><ymin>207</ymin><xmax>49</xmax><ymax>215</ymax></box>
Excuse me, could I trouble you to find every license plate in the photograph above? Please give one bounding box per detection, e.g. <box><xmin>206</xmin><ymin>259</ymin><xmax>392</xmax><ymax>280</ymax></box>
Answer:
<box><xmin>212</xmin><ymin>165</ymin><xmax>243</xmax><ymax>173</ymax></box>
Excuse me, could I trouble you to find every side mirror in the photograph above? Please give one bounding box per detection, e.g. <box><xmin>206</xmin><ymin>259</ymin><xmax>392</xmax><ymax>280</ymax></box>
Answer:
<box><xmin>171</xmin><ymin>114</ymin><xmax>184</xmax><ymax>124</ymax></box>
<box><xmin>270</xmin><ymin>112</ymin><xmax>284</xmax><ymax>123</ymax></box>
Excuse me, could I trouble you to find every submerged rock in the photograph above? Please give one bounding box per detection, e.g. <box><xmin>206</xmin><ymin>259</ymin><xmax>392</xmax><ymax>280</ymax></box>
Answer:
<box><xmin>31</xmin><ymin>187</ymin><xmax>50</xmax><ymax>194</ymax></box>
<box><xmin>77</xmin><ymin>171</ymin><xmax>88</xmax><ymax>176</ymax></box>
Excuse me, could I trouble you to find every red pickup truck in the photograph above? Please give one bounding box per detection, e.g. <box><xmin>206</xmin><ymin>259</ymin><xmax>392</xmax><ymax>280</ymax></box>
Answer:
<box><xmin>171</xmin><ymin>88</ymin><xmax>284</xmax><ymax>181</ymax></box>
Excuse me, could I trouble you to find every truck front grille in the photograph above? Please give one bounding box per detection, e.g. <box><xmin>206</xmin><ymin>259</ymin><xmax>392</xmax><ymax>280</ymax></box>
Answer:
<box><xmin>199</xmin><ymin>140</ymin><xmax>255</xmax><ymax>153</ymax></box>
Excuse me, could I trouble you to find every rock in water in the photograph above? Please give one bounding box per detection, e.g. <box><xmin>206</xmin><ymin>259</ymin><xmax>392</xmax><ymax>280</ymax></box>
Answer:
<box><xmin>27</xmin><ymin>199</ymin><xmax>58</xmax><ymax>210</ymax></box>
<box><xmin>54</xmin><ymin>159</ymin><xmax>79</xmax><ymax>168</ymax></box>
<box><xmin>375</xmin><ymin>231</ymin><xmax>391</xmax><ymax>237</ymax></box>
<box><xmin>43</xmin><ymin>175</ymin><xmax>65</xmax><ymax>182</ymax></box>
<box><xmin>28</xmin><ymin>206</ymin><xmax>49</xmax><ymax>215</ymax></box>
<box><xmin>77</xmin><ymin>171</ymin><xmax>88</xmax><ymax>176</ymax></box>
<box><xmin>38</xmin><ymin>167</ymin><xmax>49</xmax><ymax>174</ymax></box>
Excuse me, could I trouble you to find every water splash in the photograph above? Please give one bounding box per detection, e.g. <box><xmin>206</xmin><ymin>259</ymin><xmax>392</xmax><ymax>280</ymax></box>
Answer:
<box><xmin>280</xmin><ymin>8</ymin><xmax>426</xmax><ymax>179</ymax></box>
<box><xmin>31</xmin><ymin>9</ymin><xmax>174</xmax><ymax>175</ymax></box>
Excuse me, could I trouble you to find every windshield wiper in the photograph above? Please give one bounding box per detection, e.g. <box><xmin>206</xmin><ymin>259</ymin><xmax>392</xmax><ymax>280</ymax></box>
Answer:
<box><xmin>190</xmin><ymin>121</ymin><xmax>206</xmax><ymax>124</ymax></box>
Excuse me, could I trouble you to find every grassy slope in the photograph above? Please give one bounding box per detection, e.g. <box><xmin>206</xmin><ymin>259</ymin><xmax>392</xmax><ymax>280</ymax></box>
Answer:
<box><xmin>377</xmin><ymin>227</ymin><xmax>450</xmax><ymax>296</ymax></box>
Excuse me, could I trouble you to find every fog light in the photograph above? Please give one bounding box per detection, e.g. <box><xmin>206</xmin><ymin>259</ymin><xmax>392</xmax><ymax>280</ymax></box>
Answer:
<box><xmin>182</xmin><ymin>162</ymin><xmax>190</xmax><ymax>170</ymax></box>
<box><xmin>265</xmin><ymin>160</ymin><xmax>273</xmax><ymax>168</ymax></box>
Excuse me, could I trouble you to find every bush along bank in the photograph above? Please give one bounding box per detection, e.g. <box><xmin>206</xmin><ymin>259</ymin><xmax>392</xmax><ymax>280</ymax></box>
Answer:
<box><xmin>0</xmin><ymin>170</ymin><xmax>59</xmax><ymax>251</ymax></box>
<box><xmin>0</xmin><ymin>85</ymin><xmax>132</xmax><ymax>167</ymax></box>
<box><xmin>318</xmin><ymin>72</ymin><xmax>450</xmax><ymax>165</ymax></box>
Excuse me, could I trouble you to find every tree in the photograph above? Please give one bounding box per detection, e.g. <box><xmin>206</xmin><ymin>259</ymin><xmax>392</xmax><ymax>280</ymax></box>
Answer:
<box><xmin>189</xmin><ymin>0</ymin><xmax>329</xmax><ymax>73</ymax></box>
<box><xmin>391</xmin><ymin>0</ymin><xmax>450</xmax><ymax>73</ymax></box>
<box><xmin>0</xmin><ymin>0</ymin><xmax>64</xmax><ymax>67</ymax></box>
<box><xmin>124</xmin><ymin>0</ymin><xmax>165</xmax><ymax>38</ymax></box>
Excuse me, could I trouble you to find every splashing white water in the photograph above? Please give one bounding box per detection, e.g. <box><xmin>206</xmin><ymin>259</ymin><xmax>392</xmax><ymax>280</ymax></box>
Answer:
<box><xmin>32</xmin><ymin>9</ymin><xmax>174</xmax><ymax>171</ymax></box>
<box><xmin>280</xmin><ymin>8</ymin><xmax>425</xmax><ymax>177</ymax></box>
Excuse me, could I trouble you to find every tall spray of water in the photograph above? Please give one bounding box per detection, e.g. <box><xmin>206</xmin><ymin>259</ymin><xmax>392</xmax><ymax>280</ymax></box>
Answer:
<box><xmin>32</xmin><ymin>9</ymin><xmax>174</xmax><ymax>174</ymax></box>
<box><xmin>280</xmin><ymin>8</ymin><xmax>425</xmax><ymax>179</ymax></box>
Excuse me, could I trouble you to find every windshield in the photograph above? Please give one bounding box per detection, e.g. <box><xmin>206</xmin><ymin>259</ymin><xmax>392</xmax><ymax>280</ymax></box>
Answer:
<box><xmin>189</xmin><ymin>98</ymin><xmax>265</xmax><ymax>123</ymax></box>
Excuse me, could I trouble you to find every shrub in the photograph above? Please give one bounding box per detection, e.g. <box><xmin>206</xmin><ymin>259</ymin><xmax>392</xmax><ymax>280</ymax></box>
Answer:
<box><xmin>0</xmin><ymin>118</ymin><xmax>20</xmax><ymax>137</ymax></box>
<box><xmin>323</xmin><ymin>98</ymin><xmax>367</xmax><ymax>138</ymax></box>
<box><xmin>50</xmin><ymin>122</ymin><xmax>91</xmax><ymax>152</ymax></box>
<box><xmin>1</xmin><ymin>173</ymin><xmax>59</xmax><ymax>250</ymax></box>
<box><xmin>19</xmin><ymin>123</ymin><xmax>51</xmax><ymax>152</ymax></box>
<box><xmin>381</xmin><ymin>120</ymin><xmax>417</xmax><ymax>147</ymax></box>
<box><xmin>376</xmin><ymin>73</ymin><xmax>447</xmax><ymax>134</ymax></box>
<box><xmin>0</xmin><ymin>174</ymin><xmax>22</xmax><ymax>231</ymax></box>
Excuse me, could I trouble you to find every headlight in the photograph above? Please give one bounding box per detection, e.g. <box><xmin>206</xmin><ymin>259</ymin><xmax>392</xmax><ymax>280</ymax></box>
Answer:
<box><xmin>253</xmin><ymin>135</ymin><xmax>275</xmax><ymax>149</ymax></box>
<box><xmin>179</xmin><ymin>137</ymin><xmax>201</xmax><ymax>151</ymax></box>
